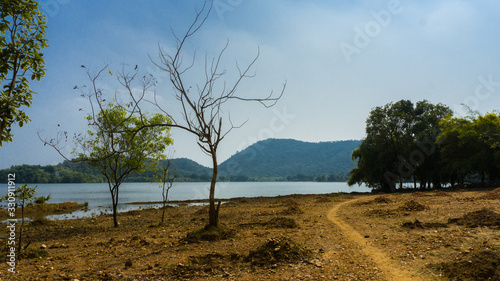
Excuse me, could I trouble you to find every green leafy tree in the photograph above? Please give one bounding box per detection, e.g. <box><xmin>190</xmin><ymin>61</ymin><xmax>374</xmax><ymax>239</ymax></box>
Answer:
<box><xmin>438</xmin><ymin>116</ymin><xmax>475</xmax><ymax>185</ymax></box>
<box><xmin>74</xmin><ymin>104</ymin><xmax>172</xmax><ymax>227</ymax></box>
<box><xmin>410</xmin><ymin>101</ymin><xmax>452</xmax><ymax>188</ymax></box>
<box><xmin>349</xmin><ymin>100</ymin><xmax>451</xmax><ymax>192</ymax></box>
<box><xmin>0</xmin><ymin>0</ymin><xmax>48</xmax><ymax>146</ymax></box>
<box><xmin>438</xmin><ymin>112</ymin><xmax>500</xmax><ymax>184</ymax></box>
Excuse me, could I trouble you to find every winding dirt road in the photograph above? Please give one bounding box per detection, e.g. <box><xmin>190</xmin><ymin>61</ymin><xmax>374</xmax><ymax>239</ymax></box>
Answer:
<box><xmin>327</xmin><ymin>199</ymin><xmax>420</xmax><ymax>281</ymax></box>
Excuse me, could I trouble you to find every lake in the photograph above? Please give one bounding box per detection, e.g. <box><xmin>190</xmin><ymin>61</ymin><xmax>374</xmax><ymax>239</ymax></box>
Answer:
<box><xmin>6</xmin><ymin>182</ymin><xmax>371</xmax><ymax>220</ymax></box>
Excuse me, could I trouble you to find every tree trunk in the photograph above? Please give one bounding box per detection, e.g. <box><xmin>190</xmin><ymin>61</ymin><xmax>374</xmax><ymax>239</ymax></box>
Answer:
<box><xmin>161</xmin><ymin>185</ymin><xmax>169</xmax><ymax>224</ymax></box>
<box><xmin>112</xmin><ymin>202</ymin><xmax>118</xmax><ymax>227</ymax></box>
<box><xmin>18</xmin><ymin>202</ymin><xmax>24</xmax><ymax>256</ymax></box>
<box><xmin>208</xmin><ymin>152</ymin><xmax>218</xmax><ymax>227</ymax></box>
<box><xmin>110</xmin><ymin>185</ymin><xmax>119</xmax><ymax>227</ymax></box>
<box><xmin>161</xmin><ymin>199</ymin><xmax>166</xmax><ymax>225</ymax></box>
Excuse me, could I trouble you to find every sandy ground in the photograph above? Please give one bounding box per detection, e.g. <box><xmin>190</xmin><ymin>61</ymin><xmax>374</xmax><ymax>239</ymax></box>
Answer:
<box><xmin>1</xmin><ymin>188</ymin><xmax>499</xmax><ymax>280</ymax></box>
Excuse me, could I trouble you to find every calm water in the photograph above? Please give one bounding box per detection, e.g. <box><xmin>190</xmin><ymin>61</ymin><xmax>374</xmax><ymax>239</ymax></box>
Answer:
<box><xmin>6</xmin><ymin>182</ymin><xmax>370</xmax><ymax>220</ymax></box>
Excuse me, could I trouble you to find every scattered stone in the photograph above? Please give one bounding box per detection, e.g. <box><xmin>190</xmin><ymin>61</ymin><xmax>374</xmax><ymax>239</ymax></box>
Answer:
<box><xmin>171</xmin><ymin>253</ymin><xmax>238</xmax><ymax>279</ymax></box>
<box><xmin>49</xmin><ymin>243</ymin><xmax>69</xmax><ymax>249</ymax></box>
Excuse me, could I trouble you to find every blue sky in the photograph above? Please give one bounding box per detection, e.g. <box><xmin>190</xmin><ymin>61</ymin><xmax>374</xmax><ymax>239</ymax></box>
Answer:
<box><xmin>2</xmin><ymin>0</ymin><xmax>500</xmax><ymax>169</ymax></box>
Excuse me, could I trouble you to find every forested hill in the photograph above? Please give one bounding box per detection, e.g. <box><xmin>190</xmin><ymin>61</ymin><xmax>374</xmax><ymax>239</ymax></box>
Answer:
<box><xmin>218</xmin><ymin>139</ymin><xmax>361</xmax><ymax>180</ymax></box>
<box><xmin>0</xmin><ymin>139</ymin><xmax>361</xmax><ymax>183</ymax></box>
<box><xmin>0</xmin><ymin>158</ymin><xmax>212</xmax><ymax>184</ymax></box>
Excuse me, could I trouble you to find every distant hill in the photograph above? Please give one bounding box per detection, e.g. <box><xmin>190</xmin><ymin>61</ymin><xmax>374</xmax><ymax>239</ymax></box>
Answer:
<box><xmin>218</xmin><ymin>139</ymin><xmax>361</xmax><ymax>180</ymax></box>
<box><xmin>159</xmin><ymin>158</ymin><xmax>211</xmax><ymax>181</ymax></box>
<box><xmin>0</xmin><ymin>139</ymin><xmax>361</xmax><ymax>183</ymax></box>
<box><xmin>0</xmin><ymin>158</ymin><xmax>212</xmax><ymax>184</ymax></box>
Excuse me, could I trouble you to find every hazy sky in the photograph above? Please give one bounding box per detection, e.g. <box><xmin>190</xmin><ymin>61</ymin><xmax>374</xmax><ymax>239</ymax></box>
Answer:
<box><xmin>2</xmin><ymin>0</ymin><xmax>500</xmax><ymax>169</ymax></box>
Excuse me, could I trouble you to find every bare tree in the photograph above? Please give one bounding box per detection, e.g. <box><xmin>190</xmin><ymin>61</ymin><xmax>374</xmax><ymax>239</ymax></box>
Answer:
<box><xmin>42</xmin><ymin>2</ymin><xmax>285</xmax><ymax>229</ymax></box>
<box><xmin>158</xmin><ymin>157</ymin><xmax>175</xmax><ymax>225</ymax></box>
<box><xmin>144</xmin><ymin>3</ymin><xmax>285</xmax><ymax>228</ymax></box>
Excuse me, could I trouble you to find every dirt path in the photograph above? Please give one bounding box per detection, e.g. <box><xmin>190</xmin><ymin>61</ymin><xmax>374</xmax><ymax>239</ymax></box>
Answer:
<box><xmin>327</xmin><ymin>199</ymin><xmax>420</xmax><ymax>281</ymax></box>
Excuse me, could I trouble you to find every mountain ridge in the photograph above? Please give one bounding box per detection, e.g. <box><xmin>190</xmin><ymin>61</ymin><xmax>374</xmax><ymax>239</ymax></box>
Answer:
<box><xmin>0</xmin><ymin>138</ymin><xmax>361</xmax><ymax>182</ymax></box>
<box><xmin>218</xmin><ymin>138</ymin><xmax>361</xmax><ymax>179</ymax></box>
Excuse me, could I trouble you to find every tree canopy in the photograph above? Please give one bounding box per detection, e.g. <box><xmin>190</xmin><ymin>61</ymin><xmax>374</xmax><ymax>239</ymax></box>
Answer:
<box><xmin>348</xmin><ymin>100</ymin><xmax>452</xmax><ymax>192</ymax></box>
<box><xmin>0</xmin><ymin>0</ymin><xmax>47</xmax><ymax>146</ymax></box>
<box><xmin>437</xmin><ymin>113</ymin><xmax>500</xmax><ymax>185</ymax></box>
<box><xmin>75</xmin><ymin>103</ymin><xmax>173</xmax><ymax>227</ymax></box>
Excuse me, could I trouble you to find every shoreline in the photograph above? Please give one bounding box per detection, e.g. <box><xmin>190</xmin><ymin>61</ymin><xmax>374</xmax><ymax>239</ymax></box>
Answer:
<box><xmin>124</xmin><ymin>191</ymin><xmax>371</xmax><ymax>205</ymax></box>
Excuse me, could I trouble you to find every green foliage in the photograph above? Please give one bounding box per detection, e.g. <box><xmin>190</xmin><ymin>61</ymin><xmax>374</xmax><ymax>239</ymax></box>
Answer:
<box><xmin>349</xmin><ymin>100</ymin><xmax>452</xmax><ymax>192</ymax></box>
<box><xmin>75</xmin><ymin>103</ymin><xmax>173</xmax><ymax>176</ymax></box>
<box><xmin>351</xmin><ymin>100</ymin><xmax>500</xmax><ymax>191</ymax></box>
<box><xmin>34</xmin><ymin>193</ymin><xmax>50</xmax><ymax>204</ymax></box>
<box><xmin>126</xmin><ymin>158</ymin><xmax>212</xmax><ymax>182</ymax></box>
<box><xmin>75</xmin><ymin>103</ymin><xmax>173</xmax><ymax>227</ymax></box>
<box><xmin>0</xmin><ymin>140</ymin><xmax>359</xmax><ymax>183</ymax></box>
<box><xmin>0</xmin><ymin>0</ymin><xmax>48</xmax><ymax>146</ymax></box>
<box><xmin>218</xmin><ymin>139</ymin><xmax>361</xmax><ymax>179</ymax></box>
<box><xmin>0</xmin><ymin>183</ymin><xmax>37</xmax><ymax>205</ymax></box>
<box><xmin>0</xmin><ymin>183</ymin><xmax>37</xmax><ymax>253</ymax></box>
<box><xmin>0</xmin><ymin>161</ymin><xmax>105</xmax><ymax>183</ymax></box>
<box><xmin>438</xmin><ymin>112</ymin><xmax>500</xmax><ymax>184</ymax></box>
